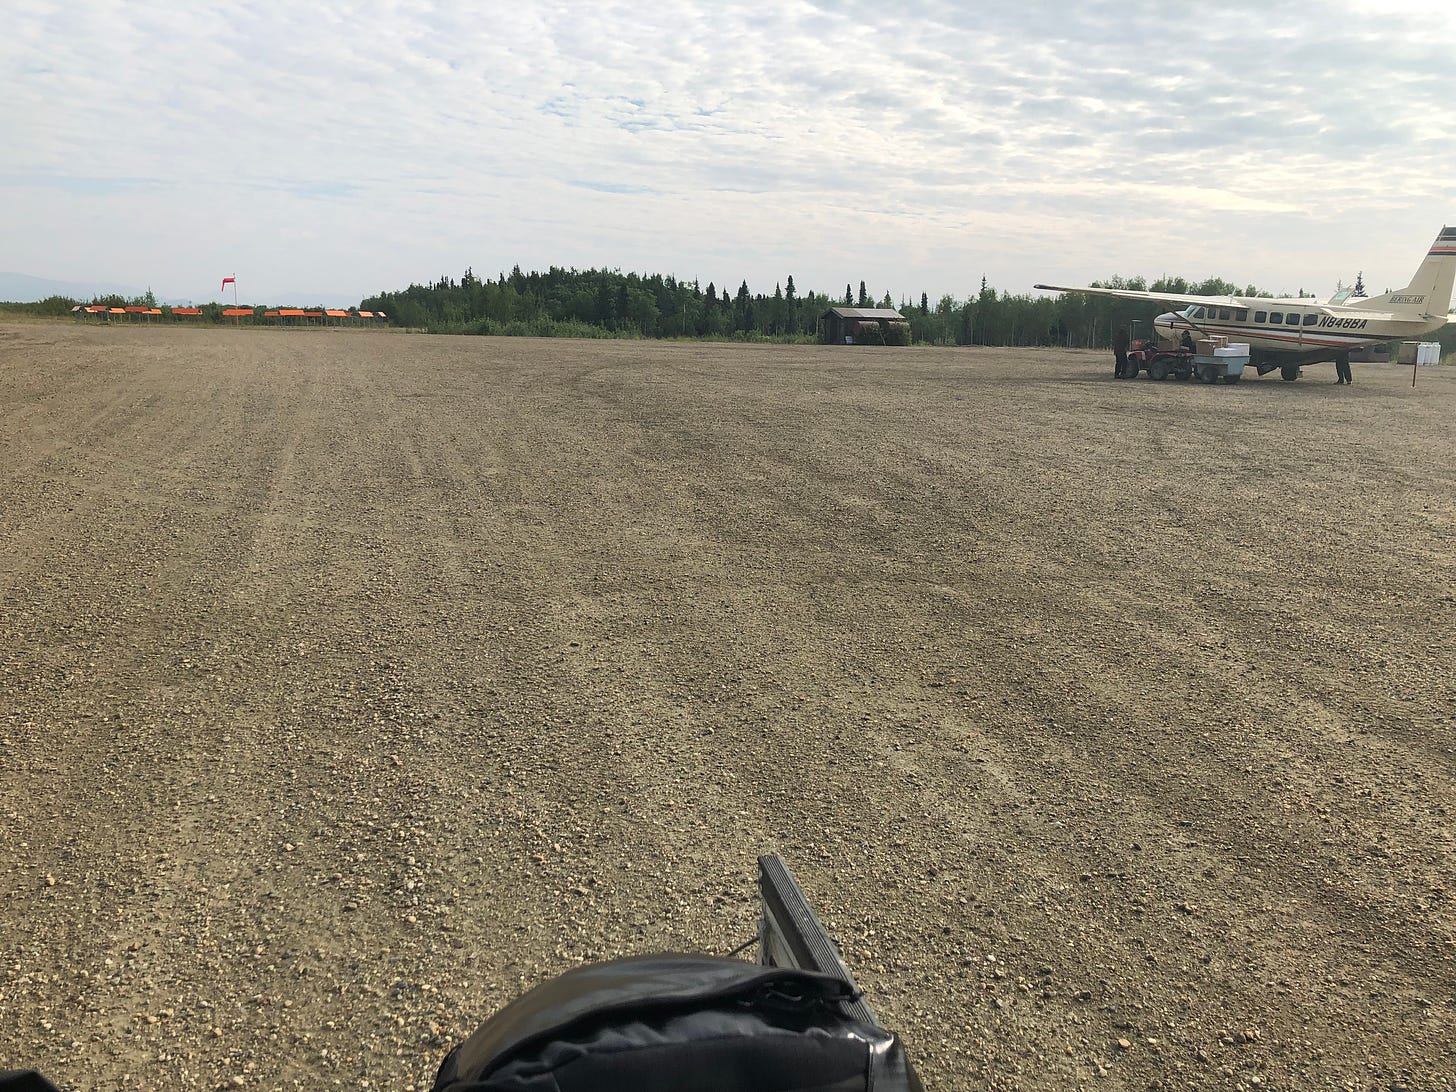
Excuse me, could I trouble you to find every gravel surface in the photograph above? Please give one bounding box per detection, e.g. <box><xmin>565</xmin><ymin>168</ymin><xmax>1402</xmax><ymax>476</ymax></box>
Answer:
<box><xmin>2</xmin><ymin>323</ymin><xmax>1454</xmax><ymax>1091</ymax></box>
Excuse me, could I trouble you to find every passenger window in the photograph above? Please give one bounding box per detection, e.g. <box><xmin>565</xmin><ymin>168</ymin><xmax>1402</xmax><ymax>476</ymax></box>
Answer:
<box><xmin>1269</xmin><ymin>312</ymin><xmax>1282</xmax><ymax>323</ymax></box>
<box><xmin>1254</xmin><ymin>311</ymin><xmax>1267</xmax><ymax>323</ymax></box>
<box><xmin>1286</xmin><ymin>313</ymin><xmax>1300</xmax><ymax>326</ymax></box>
<box><xmin>1303</xmin><ymin>313</ymin><xmax>1318</xmax><ymax>326</ymax></box>
<box><xmin>1218</xmin><ymin>308</ymin><xmax>1231</xmax><ymax>320</ymax></box>
<box><xmin>1235</xmin><ymin>310</ymin><xmax>1248</xmax><ymax>321</ymax></box>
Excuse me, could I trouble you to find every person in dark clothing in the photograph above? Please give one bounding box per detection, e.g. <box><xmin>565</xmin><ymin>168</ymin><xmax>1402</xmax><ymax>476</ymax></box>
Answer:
<box><xmin>1112</xmin><ymin>327</ymin><xmax>1130</xmax><ymax>378</ymax></box>
<box><xmin>1335</xmin><ymin>355</ymin><xmax>1353</xmax><ymax>384</ymax></box>
<box><xmin>1181</xmin><ymin>330</ymin><xmax>1196</xmax><ymax>353</ymax></box>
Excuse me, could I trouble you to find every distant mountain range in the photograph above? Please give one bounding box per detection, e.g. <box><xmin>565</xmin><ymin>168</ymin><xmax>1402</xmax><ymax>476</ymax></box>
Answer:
<box><xmin>0</xmin><ymin>272</ymin><xmax>360</xmax><ymax>309</ymax></box>
<box><xmin>0</xmin><ymin>272</ymin><xmax>166</xmax><ymax>304</ymax></box>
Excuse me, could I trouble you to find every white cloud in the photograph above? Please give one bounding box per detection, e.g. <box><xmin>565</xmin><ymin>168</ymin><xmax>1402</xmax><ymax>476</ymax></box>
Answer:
<box><xmin>2</xmin><ymin>0</ymin><xmax>1452</xmax><ymax>304</ymax></box>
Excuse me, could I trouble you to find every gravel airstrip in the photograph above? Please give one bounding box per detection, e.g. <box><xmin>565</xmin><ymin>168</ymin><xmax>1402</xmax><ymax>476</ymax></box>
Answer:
<box><xmin>1</xmin><ymin>323</ymin><xmax>1454</xmax><ymax>1090</ymax></box>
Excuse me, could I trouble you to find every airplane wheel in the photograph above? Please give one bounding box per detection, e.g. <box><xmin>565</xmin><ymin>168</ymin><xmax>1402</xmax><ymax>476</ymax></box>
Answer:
<box><xmin>1280</xmin><ymin>366</ymin><xmax>1300</xmax><ymax>382</ymax></box>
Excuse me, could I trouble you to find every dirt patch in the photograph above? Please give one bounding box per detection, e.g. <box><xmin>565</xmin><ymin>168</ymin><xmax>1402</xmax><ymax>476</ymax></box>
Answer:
<box><xmin>2</xmin><ymin>325</ymin><xmax>1454</xmax><ymax>1089</ymax></box>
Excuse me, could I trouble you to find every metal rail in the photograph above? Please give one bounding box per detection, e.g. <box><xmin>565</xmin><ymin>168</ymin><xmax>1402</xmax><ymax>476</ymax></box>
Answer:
<box><xmin>757</xmin><ymin>853</ymin><xmax>879</xmax><ymax>1028</ymax></box>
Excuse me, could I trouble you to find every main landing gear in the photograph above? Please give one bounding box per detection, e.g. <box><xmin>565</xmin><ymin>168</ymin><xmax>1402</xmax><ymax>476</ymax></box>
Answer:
<box><xmin>1255</xmin><ymin>362</ymin><xmax>1305</xmax><ymax>381</ymax></box>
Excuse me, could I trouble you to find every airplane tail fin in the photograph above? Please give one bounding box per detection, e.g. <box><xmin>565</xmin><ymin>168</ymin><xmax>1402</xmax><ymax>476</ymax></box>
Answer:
<box><xmin>1349</xmin><ymin>227</ymin><xmax>1456</xmax><ymax>318</ymax></box>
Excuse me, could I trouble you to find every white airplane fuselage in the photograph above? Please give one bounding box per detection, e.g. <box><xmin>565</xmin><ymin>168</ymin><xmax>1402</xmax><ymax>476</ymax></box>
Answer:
<box><xmin>1152</xmin><ymin>300</ymin><xmax>1445</xmax><ymax>366</ymax></box>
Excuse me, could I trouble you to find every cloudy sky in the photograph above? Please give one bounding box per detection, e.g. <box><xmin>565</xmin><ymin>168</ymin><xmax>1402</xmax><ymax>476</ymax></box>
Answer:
<box><xmin>4</xmin><ymin>0</ymin><xmax>1453</xmax><ymax>306</ymax></box>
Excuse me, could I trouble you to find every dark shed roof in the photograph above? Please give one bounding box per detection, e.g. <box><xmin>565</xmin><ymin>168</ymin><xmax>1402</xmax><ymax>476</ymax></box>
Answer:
<box><xmin>823</xmin><ymin>306</ymin><xmax>906</xmax><ymax>320</ymax></box>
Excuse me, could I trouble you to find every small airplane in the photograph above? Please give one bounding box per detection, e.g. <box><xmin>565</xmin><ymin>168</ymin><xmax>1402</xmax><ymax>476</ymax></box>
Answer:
<box><xmin>1036</xmin><ymin>226</ymin><xmax>1455</xmax><ymax>379</ymax></box>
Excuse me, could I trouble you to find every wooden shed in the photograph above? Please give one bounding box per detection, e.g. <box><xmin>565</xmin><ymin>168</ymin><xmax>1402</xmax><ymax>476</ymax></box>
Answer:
<box><xmin>820</xmin><ymin>306</ymin><xmax>911</xmax><ymax>345</ymax></box>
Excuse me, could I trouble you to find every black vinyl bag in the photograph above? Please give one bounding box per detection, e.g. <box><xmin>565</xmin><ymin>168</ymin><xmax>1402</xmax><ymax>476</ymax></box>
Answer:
<box><xmin>0</xmin><ymin>1074</ymin><xmax>62</xmax><ymax>1092</ymax></box>
<box><xmin>433</xmin><ymin>954</ymin><xmax>921</xmax><ymax>1092</ymax></box>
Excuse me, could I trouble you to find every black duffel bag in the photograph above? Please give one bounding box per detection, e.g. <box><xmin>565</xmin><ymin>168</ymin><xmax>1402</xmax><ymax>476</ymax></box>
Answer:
<box><xmin>433</xmin><ymin>953</ymin><xmax>921</xmax><ymax>1092</ymax></box>
<box><xmin>0</xmin><ymin>1074</ymin><xmax>62</xmax><ymax>1092</ymax></box>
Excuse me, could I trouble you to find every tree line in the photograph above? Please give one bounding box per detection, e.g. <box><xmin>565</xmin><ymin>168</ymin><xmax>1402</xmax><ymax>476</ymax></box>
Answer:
<box><xmin>362</xmin><ymin>267</ymin><xmax>847</xmax><ymax>342</ymax></box>
<box><xmin>1</xmin><ymin>292</ymin><xmax>354</xmax><ymax>323</ymax></box>
<box><xmin>359</xmin><ymin>266</ymin><xmax>1352</xmax><ymax>349</ymax></box>
<box><xmin>7</xmin><ymin>268</ymin><xmax>1451</xmax><ymax>355</ymax></box>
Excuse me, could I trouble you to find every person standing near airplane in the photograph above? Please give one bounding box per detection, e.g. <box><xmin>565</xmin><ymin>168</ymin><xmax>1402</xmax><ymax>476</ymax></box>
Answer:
<box><xmin>1335</xmin><ymin>355</ymin><xmax>1353</xmax><ymax>384</ymax></box>
<box><xmin>1113</xmin><ymin>326</ymin><xmax>1129</xmax><ymax>378</ymax></box>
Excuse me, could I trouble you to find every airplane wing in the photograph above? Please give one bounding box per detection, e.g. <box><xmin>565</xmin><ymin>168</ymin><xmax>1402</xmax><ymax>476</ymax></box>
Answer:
<box><xmin>1033</xmin><ymin>284</ymin><xmax>1243</xmax><ymax>308</ymax></box>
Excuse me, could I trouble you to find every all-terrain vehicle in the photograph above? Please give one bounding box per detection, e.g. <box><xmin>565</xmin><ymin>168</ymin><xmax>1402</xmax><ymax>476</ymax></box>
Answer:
<box><xmin>1123</xmin><ymin>338</ymin><xmax>1194</xmax><ymax>382</ymax></box>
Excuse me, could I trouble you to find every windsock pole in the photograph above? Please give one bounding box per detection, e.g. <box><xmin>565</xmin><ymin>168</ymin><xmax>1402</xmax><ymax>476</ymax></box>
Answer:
<box><xmin>222</xmin><ymin>275</ymin><xmax>239</xmax><ymax>325</ymax></box>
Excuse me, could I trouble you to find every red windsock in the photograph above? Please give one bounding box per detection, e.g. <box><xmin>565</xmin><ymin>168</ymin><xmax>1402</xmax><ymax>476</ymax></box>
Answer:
<box><xmin>221</xmin><ymin>276</ymin><xmax>236</xmax><ymax>290</ymax></box>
